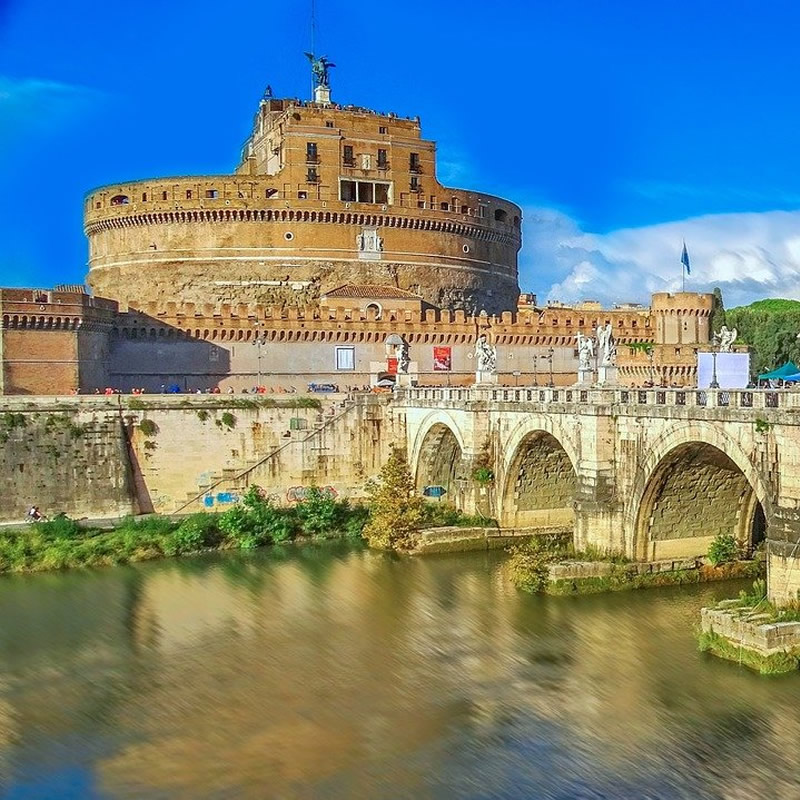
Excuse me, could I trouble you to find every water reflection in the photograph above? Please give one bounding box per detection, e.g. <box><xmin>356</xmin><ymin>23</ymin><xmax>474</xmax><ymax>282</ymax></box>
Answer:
<box><xmin>1</xmin><ymin>545</ymin><xmax>800</xmax><ymax>798</ymax></box>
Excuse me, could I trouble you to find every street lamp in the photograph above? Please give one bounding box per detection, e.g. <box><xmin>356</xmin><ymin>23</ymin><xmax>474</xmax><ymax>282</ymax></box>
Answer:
<box><xmin>547</xmin><ymin>347</ymin><xmax>555</xmax><ymax>387</ymax></box>
<box><xmin>709</xmin><ymin>343</ymin><xmax>720</xmax><ymax>389</ymax></box>
<box><xmin>532</xmin><ymin>354</ymin><xmax>539</xmax><ymax>387</ymax></box>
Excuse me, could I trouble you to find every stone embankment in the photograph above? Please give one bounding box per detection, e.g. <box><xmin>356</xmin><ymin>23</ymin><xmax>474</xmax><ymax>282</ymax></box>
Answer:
<box><xmin>546</xmin><ymin>558</ymin><xmax>762</xmax><ymax>594</ymax></box>
<box><xmin>0</xmin><ymin>394</ymin><xmax>397</xmax><ymax>522</ymax></box>
<box><xmin>410</xmin><ymin>524</ymin><xmax>571</xmax><ymax>555</ymax></box>
<box><xmin>700</xmin><ymin>604</ymin><xmax>800</xmax><ymax>674</ymax></box>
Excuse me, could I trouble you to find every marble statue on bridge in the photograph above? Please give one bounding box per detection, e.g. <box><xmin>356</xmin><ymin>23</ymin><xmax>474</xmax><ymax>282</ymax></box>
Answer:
<box><xmin>475</xmin><ymin>335</ymin><xmax>498</xmax><ymax>384</ymax></box>
<box><xmin>714</xmin><ymin>325</ymin><xmax>738</xmax><ymax>353</ymax></box>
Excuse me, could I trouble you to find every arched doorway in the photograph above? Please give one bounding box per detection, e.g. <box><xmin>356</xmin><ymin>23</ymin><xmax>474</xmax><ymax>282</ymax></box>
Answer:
<box><xmin>501</xmin><ymin>431</ymin><xmax>576</xmax><ymax>528</ymax></box>
<box><xmin>635</xmin><ymin>442</ymin><xmax>766</xmax><ymax>561</ymax></box>
<box><xmin>414</xmin><ymin>423</ymin><xmax>466</xmax><ymax>507</ymax></box>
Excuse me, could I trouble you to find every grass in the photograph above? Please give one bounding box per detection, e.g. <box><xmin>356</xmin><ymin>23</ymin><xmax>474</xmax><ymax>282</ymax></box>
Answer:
<box><xmin>697</xmin><ymin>629</ymin><xmax>800</xmax><ymax>675</ymax></box>
<box><xmin>0</xmin><ymin>491</ymin><xmax>369</xmax><ymax>576</ymax></box>
<box><xmin>420</xmin><ymin>503</ymin><xmax>498</xmax><ymax>529</ymax></box>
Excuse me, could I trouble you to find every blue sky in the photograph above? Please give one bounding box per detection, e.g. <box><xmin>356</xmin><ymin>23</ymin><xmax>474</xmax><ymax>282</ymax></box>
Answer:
<box><xmin>2</xmin><ymin>0</ymin><xmax>800</xmax><ymax>306</ymax></box>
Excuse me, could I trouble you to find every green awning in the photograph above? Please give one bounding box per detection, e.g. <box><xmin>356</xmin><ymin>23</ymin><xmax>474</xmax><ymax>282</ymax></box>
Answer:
<box><xmin>758</xmin><ymin>361</ymin><xmax>800</xmax><ymax>380</ymax></box>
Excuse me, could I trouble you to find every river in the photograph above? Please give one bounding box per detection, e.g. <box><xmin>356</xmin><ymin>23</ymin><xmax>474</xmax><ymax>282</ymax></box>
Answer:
<box><xmin>1</xmin><ymin>544</ymin><xmax>800</xmax><ymax>799</ymax></box>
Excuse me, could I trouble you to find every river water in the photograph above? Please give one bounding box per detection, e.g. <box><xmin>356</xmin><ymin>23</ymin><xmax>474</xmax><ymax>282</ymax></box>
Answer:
<box><xmin>2</xmin><ymin>544</ymin><xmax>800</xmax><ymax>799</ymax></box>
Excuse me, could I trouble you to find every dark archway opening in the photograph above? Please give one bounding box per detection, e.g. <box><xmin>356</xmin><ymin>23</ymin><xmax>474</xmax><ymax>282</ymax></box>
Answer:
<box><xmin>503</xmin><ymin>431</ymin><xmax>576</xmax><ymax>528</ymax></box>
<box><xmin>637</xmin><ymin>442</ymin><xmax>765</xmax><ymax>561</ymax></box>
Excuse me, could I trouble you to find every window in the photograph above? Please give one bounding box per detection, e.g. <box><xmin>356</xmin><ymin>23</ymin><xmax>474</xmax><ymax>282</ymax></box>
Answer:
<box><xmin>306</xmin><ymin>142</ymin><xmax>318</xmax><ymax>162</ymax></box>
<box><xmin>340</xmin><ymin>180</ymin><xmax>390</xmax><ymax>204</ymax></box>
<box><xmin>379</xmin><ymin>125</ymin><xmax>388</xmax><ymax>134</ymax></box>
<box><xmin>110</xmin><ymin>194</ymin><xmax>130</xmax><ymax>206</ymax></box>
<box><xmin>266</xmin><ymin>187</ymin><xmax>278</xmax><ymax>198</ymax></box>
<box><xmin>578</xmin><ymin>318</ymin><xmax>584</xmax><ymax>326</ymax></box>
<box><xmin>358</xmin><ymin>182</ymin><xmax>374</xmax><ymax>203</ymax></box>
<box><xmin>461</xmin><ymin>205</ymin><xmax>468</xmax><ymax>214</ymax></box>
<box><xmin>374</xmin><ymin>183</ymin><xmax>389</xmax><ymax>204</ymax></box>
<box><xmin>161</xmin><ymin>191</ymin><xmax>168</xmax><ymax>200</ymax></box>
<box><xmin>335</xmin><ymin>346</ymin><xmax>355</xmax><ymax>371</ymax></box>
<box><xmin>478</xmin><ymin>205</ymin><xmax>487</xmax><ymax>218</ymax></box>
<box><xmin>205</xmin><ymin>189</ymin><xmax>218</xmax><ymax>199</ymax></box>
<box><xmin>377</xmin><ymin>148</ymin><xmax>388</xmax><ymax>168</ymax></box>
<box><xmin>298</xmin><ymin>191</ymin><xmax>308</xmax><ymax>199</ymax></box>
<box><xmin>494</xmin><ymin>208</ymin><xmax>507</xmax><ymax>222</ymax></box>
<box><xmin>307</xmin><ymin>168</ymin><xmax>319</xmax><ymax>183</ymax></box>
<box><xmin>410</xmin><ymin>176</ymin><xmax>421</xmax><ymax>192</ymax></box>
<box><xmin>325</xmin><ymin>121</ymin><xmax>334</xmax><ymax>128</ymax></box>
<box><xmin>675</xmin><ymin>347</ymin><xmax>682</xmax><ymax>355</ymax></box>
<box><xmin>186</xmin><ymin>190</ymin><xmax>193</xmax><ymax>199</ymax></box>
<box><xmin>142</xmin><ymin>192</ymin><xmax>147</xmax><ymax>201</ymax></box>
<box><xmin>343</xmin><ymin>145</ymin><xmax>354</xmax><ymax>166</ymax></box>
<box><xmin>409</xmin><ymin>152</ymin><xmax>421</xmax><ymax>173</ymax></box>
<box><xmin>440</xmin><ymin>202</ymin><xmax>449</xmax><ymax>211</ymax></box>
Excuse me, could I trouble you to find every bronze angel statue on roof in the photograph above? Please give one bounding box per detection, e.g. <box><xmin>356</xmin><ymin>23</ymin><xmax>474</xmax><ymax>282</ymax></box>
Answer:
<box><xmin>304</xmin><ymin>53</ymin><xmax>336</xmax><ymax>88</ymax></box>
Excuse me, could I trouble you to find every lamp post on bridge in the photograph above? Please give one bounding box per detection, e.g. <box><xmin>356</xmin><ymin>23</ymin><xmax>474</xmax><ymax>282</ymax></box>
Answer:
<box><xmin>547</xmin><ymin>347</ymin><xmax>555</xmax><ymax>387</ymax></box>
<box><xmin>710</xmin><ymin>343</ymin><xmax>720</xmax><ymax>389</ymax></box>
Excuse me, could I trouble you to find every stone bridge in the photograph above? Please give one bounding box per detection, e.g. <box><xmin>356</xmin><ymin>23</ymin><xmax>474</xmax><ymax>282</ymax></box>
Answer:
<box><xmin>396</xmin><ymin>385</ymin><xmax>800</xmax><ymax>605</ymax></box>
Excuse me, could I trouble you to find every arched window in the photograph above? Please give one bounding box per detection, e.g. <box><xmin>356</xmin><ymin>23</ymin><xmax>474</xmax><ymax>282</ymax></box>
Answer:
<box><xmin>494</xmin><ymin>208</ymin><xmax>507</xmax><ymax>223</ymax></box>
<box><xmin>110</xmin><ymin>194</ymin><xmax>130</xmax><ymax>206</ymax></box>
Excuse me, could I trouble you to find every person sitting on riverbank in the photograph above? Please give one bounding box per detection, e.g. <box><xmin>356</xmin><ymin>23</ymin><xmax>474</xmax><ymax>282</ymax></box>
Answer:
<box><xmin>26</xmin><ymin>506</ymin><xmax>46</xmax><ymax>523</ymax></box>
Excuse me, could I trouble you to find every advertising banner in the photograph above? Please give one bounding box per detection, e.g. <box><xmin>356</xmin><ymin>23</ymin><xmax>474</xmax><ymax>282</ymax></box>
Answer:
<box><xmin>433</xmin><ymin>346</ymin><xmax>452</xmax><ymax>372</ymax></box>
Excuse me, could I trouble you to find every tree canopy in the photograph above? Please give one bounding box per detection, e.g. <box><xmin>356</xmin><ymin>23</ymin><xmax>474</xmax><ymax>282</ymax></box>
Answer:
<box><xmin>724</xmin><ymin>296</ymin><xmax>800</xmax><ymax>377</ymax></box>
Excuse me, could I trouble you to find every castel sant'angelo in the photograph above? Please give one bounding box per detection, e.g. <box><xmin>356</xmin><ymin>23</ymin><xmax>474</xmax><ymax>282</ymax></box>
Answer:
<box><xmin>0</xmin><ymin>56</ymin><xmax>712</xmax><ymax>394</ymax></box>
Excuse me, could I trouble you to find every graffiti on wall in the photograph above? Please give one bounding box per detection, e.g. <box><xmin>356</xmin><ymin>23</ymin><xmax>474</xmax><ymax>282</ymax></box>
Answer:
<box><xmin>203</xmin><ymin>492</ymin><xmax>239</xmax><ymax>508</ymax></box>
<box><xmin>286</xmin><ymin>485</ymin><xmax>338</xmax><ymax>503</ymax></box>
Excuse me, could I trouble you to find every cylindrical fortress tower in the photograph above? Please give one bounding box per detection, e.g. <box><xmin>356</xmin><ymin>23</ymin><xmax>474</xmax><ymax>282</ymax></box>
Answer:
<box><xmin>85</xmin><ymin>94</ymin><xmax>522</xmax><ymax>314</ymax></box>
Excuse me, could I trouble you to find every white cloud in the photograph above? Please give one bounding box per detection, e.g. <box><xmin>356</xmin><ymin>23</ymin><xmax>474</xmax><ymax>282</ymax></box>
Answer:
<box><xmin>520</xmin><ymin>207</ymin><xmax>800</xmax><ymax>308</ymax></box>
<box><xmin>0</xmin><ymin>76</ymin><xmax>101</xmax><ymax>147</ymax></box>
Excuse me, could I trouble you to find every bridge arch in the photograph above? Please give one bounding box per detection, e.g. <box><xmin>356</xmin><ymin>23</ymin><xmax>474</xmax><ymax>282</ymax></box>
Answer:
<box><xmin>498</xmin><ymin>416</ymin><xmax>579</xmax><ymax>529</ymax></box>
<box><xmin>410</xmin><ymin>412</ymin><xmax>468</xmax><ymax>506</ymax></box>
<box><xmin>629</xmin><ymin>422</ymin><xmax>771</xmax><ymax>562</ymax></box>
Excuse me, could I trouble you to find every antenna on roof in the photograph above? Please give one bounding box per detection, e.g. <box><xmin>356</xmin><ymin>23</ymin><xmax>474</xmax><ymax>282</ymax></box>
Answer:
<box><xmin>311</xmin><ymin>0</ymin><xmax>317</xmax><ymax>97</ymax></box>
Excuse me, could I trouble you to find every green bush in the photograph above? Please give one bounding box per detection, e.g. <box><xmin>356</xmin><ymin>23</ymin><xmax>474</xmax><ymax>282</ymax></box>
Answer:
<box><xmin>164</xmin><ymin>513</ymin><xmax>222</xmax><ymax>555</ymax></box>
<box><xmin>35</xmin><ymin>512</ymin><xmax>83</xmax><ymax>540</ymax></box>
<box><xmin>421</xmin><ymin>503</ymin><xmax>497</xmax><ymax>529</ymax></box>
<box><xmin>343</xmin><ymin>504</ymin><xmax>369</xmax><ymax>540</ymax></box>
<box><xmin>295</xmin><ymin>487</ymin><xmax>339</xmax><ymax>537</ymax></box>
<box><xmin>218</xmin><ymin>487</ymin><xmax>295</xmax><ymax>548</ymax></box>
<box><xmin>707</xmin><ymin>533</ymin><xmax>740</xmax><ymax>566</ymax></box>
<box><xmin>220</xmin><ymin>412</ymin><xmax>236</xmax><ymax>429</ymax></box>
<box><xmin>507</xmin><ymin>536</ymin><xmax>568</xmax><ymax>593</ymax></box>
<box><xmin>197</xmin><ymin>409</ymin><xmax>210</xmax><ymax>422</ymax></box>
<box><xmin>138</xmin><ymin>418</ymin><xmax>158</xmax><ymax>436</ymax></box>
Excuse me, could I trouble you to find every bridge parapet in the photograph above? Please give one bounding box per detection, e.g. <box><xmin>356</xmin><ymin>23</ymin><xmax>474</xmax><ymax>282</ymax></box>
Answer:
<box><xmin>397</xmin><ymin>386</ymin><xmax>796</xmax><ymax>418</ymax></box>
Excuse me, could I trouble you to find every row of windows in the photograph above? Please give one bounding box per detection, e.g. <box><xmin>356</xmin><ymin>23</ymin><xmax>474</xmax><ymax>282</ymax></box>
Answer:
<box><xmin>308</xmin><ymin>141</ymin><xmax>412</xmax><ymax>172</ymax></box>
<box><xmin>101</xmin><ymin>190</ymin><xmax>517</xmax><ymax>225</ymax></box>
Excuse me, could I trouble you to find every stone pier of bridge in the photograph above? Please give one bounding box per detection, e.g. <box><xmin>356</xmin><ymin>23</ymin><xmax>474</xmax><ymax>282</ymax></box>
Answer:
<box><xmin>397</xmin><ymin>385</ymin><xmax>800</xmax><ymax>606</ymax></box>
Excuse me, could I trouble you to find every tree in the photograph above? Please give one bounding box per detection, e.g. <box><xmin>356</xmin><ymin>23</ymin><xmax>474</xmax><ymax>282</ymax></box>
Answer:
<box><xmin>709</xmin><ymin>287</ymin><xmax>726</xmax><ymax>334</ymax></box>
<box><xmin>363</xmin><ymin>447</ymin><xmax>424</xmax><ymax>551</ymax></box>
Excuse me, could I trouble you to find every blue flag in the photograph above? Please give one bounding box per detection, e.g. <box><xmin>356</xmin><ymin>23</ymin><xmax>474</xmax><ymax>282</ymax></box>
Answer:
<box><xmin>681</xmin><ymin>242</ymin><xmax>691</xmax><ymax>274</ymax></box>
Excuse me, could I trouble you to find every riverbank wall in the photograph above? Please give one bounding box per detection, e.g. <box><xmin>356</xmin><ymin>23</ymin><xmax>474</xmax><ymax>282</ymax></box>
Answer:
<box><xmin>0</xmin><ymin>394</ymin><xmax>400</xmax><ymax>522</ymax></box>
<box><xmin>410</xmin><ymin>524</ymin><xmax>572</xmax><ymax>554</ymax></box>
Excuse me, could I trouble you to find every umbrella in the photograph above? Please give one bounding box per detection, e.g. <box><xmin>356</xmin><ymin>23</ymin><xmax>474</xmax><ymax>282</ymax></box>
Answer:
<box><xmin>422</xmin><ymin>485</ymin><xmax>447</xmax><ymax>498</ymax></box>
<box><xmin>376</xmin><ymin>378</ymin><xmax>395</xmax><ymax>387</ymax></box>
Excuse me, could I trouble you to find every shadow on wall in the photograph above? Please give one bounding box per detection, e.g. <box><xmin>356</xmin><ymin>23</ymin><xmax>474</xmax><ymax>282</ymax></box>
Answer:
<box><xmin>107</xmin><ymin>312</ymin><xmax>232</xmax><ymax>392</ymax></box>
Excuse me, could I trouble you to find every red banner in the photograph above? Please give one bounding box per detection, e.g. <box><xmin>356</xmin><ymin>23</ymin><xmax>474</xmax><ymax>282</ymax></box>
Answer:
<box><xmin>386</xmin><ymin>357</ymin><xmax>398</xmax><ymax>375</ymax></box>
<box><xmin>433</xmin><ymin>346</ymin><xmax>452</xmax><ymax>372</ymax></box>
